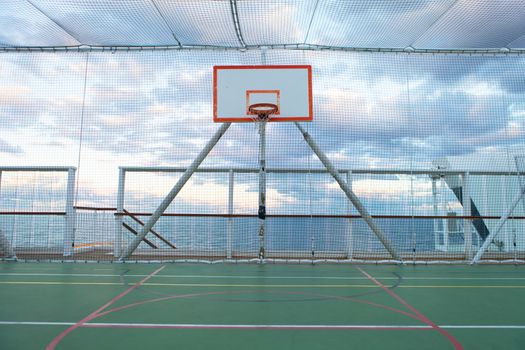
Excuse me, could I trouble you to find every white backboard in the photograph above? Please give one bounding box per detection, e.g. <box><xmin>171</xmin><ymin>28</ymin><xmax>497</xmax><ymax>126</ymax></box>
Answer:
<box><xmin>213</xmin><ymin>65</ymin><xmax>313</xmax><ymax>122</ymax></box>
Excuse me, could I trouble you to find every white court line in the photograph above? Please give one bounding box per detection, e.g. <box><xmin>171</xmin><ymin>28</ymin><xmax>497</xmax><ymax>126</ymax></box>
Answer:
<box><xmin>0</xmin><ymin>321</ymin><xmax>524</xmax><ymax>329</ymax></box>
<box><xmin>1</xmin><ymin>273</ymin><xmax>525</xmax><ymax>281</ymax></box>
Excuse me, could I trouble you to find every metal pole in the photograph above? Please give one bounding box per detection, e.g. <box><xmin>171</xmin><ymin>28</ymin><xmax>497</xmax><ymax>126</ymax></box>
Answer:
<box><xmin>120</xmin><ymin>122</ymin><xmax>231</xmax><ymax>260</ymax></box>
<box><xmin>471</xmin><ymin>183</ymin><xmax>525</xmax><ymax>264</ymax></box>
<box><xmin>441</xmin><ymin>177</ymin><xmax>449</xmax><ymax>251</ymax></box>
<box><xmin>294</xmin><ymin>122</ymin><xmax>401</xmax><ymax>261</ymax></box>
<box><xmin>431</xmin><ymin>176</ymin><xmax>439</xmax><ymax>250</ymax></box>
<box><xmin>462</xmin><ymin>173</ymin><xmax>472</xmax><ymax>259</ymax></box>
<box><xmin>115</xmin><ymin>168</ymin><xmax>126</xmax><ymax>257</ymax></box>
<box><xmin>258</xmin><ymin>122</ymin><xmax>267</xmax><ymax>259</ymax></box>
<box><xmin>346</xmin><ymin>171</ymin><xmax>354</xmax><ymax>259</ymax></box>
<box><xmin>227</xmin><ymin>169</ymin><xmax>234</xmax><ymax>259</ymax></box>
<box><xmin>63</xmin><ymin>168</ymin><xmax>76</xmax><ymax>256</ymax></box>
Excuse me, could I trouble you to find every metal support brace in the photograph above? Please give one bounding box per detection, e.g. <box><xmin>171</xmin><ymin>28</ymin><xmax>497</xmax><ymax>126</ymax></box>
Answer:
<box><xmin>471</xmin><ymin>183</ymin><xmax>525</xmax><ymax>264</ymax></box>
<box><xmin>294</xmin><ymin>122</ymin><xmax>401</xmax><ymax>261</ymax></box>
<box><xmin>120</xmin><ymin>122</ymin><xmax>232</xmax><ymax>260</ymax></box>
<box><xmin>63</xmin><ymin>168</ymin><xmax>76</xmax><ymax>256</ymax></box>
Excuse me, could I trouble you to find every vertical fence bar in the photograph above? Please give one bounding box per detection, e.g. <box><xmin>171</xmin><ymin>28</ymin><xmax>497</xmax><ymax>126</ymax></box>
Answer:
<box><xmin>115</xmin><ymin>168</ymin><xmax>125</xmax><ymax>257</ymax></box>
<box><xmin>346</xmin><ymin>171</ymin><xmax>353</xmax><ymax>259</ymax></box>
<box><xmin>462</xmin><ymin>172</ymin><xmax>472</xmax><ymax>259</ymax></box>
<box><xmin>431</xmin><ymin>176</ymin><xmax>439</xmax><ymax>250</ymax></box>
<box><xmin>63</xmin><ymin>168</ymin><xmax>76</xmax><ymax>256</ymax></box>
<box><xmin>0</xmin><ymin>170</ymin><xmax>15</xmax><ymax>258</ymax></box>
<box><xmin>440</xmin><ymin>177</ymin><xmax>449</xmax><ymax>251</ymax></box>
<box><xmin>227</xmin><ymin>169</ymin><xmax>234</xmax><ymax>259</ymax></box>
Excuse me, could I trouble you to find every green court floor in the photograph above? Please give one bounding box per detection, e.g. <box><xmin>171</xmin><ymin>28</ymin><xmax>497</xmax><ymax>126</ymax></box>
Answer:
<box><xmin>0</xmin><ymin>262</ymin><xmax>524</xmax><ymax>350</ymax></box>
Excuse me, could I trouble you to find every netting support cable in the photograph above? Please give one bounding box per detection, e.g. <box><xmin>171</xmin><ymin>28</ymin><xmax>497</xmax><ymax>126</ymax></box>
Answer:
<box><xmin>507</xmin><ymin>32</ymin><xmax>525</xmax><ymax>48</ymax></box>
<box><xmin>24</xmin><ymin>0</ymin><xmax>82</xmax><ymax>45</ymax></box>
<box><xmin>150</xmin><ymin>0</ymin><xmax>182</xmax><ymax>47</ymax></box>
<box><xmin>2</xmin><ymin>45</ymin><xmax>524</xmax><ymax>55</ymax></box>
<box><xmin>119</xmin><ymin>122</ymin><xmax>232</xmax><ymax>260</ymax></box>
<box><xmin>229</xmin><ymin>0</ymin><xmax>247</xmax><ymax>48</ymax></box>
<box><xmin>471</xmin><ymin>183</ymin><xmax>525</xmax><ymax>264</ymax></box>
<box><xmin>405</xmin><ymin>53</ymin><xmax>417</xmax><ymax>262</ymax></box>
<box><xmin>294</xmin><ymin>122</ymin><xmax>402</xmax><ymax>261</ymax></box>
<box><xmin>408</xmin><ymin>0</ymin><xmax>460</xmax><ymax>48</ymax></box>
<box><xmin>75</xmin><ymin>52</ymin><xmax>90</xmax><ymax>205</ymax></box>
<box><xmin>303</xmin><ymin>0</ymin><xmax>320</xmax><ymax>44</ymax></box>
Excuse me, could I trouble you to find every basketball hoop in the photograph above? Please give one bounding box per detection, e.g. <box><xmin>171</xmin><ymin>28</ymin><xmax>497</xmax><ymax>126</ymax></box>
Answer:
<box><xmin>248</xmin><ymin>103</ymin><xmax>279</xmax><ymax>121</ymax></box>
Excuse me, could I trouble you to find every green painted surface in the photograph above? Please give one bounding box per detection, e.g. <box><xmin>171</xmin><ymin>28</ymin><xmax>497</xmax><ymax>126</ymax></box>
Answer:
<box><xmin>0</xmin><ymin>262</ymin><xmax>524</xmax><ymax>350</ymax></box>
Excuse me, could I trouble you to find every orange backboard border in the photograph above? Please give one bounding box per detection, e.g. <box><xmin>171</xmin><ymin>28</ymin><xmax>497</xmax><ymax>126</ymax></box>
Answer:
<box><xmin>213</xmin><ymin>65</ymin><xmax>313</xmax><ymax>123</ymax></box>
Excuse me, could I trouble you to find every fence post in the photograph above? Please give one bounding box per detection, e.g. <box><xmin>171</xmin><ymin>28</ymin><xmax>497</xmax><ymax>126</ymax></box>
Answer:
<box><xmin>346</xmin><ymin>171</ymin><xmax>353</xmax><ymax>259</ymax></box>
<box><xmin>431</xmin><ymin>176</ymin><xmax>439</xmax><ymax>250</ymax></box>
<box><xmin>64</xmin><ymin>168</ymin><xmax>76</xmax><ymax>257</ymax></box>
<box><xmin>227</xmin><ymin>169</ymin><xmax>234</xmax><ymax>259</ymax></box>
<box><xmin>115</xmin><ymin>168</ymin><xmax>125</xmax><ymax>257</ymax></box>
<box><xmin>462</xmin><ymin>172</ymin><xmax>472</xmax><ymax>259</ymax></box>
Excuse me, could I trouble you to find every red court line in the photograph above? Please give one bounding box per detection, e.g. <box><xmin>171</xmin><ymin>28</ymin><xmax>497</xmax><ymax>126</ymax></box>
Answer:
<box><xmin>45</xmin><ymin>265</ymin><xmax>166</xmax><ymax>350</ymax></box>
<box><xmin>356</xmin><ymin>267</ymin><xmax>464</xmax><ymax>350</ymax></box>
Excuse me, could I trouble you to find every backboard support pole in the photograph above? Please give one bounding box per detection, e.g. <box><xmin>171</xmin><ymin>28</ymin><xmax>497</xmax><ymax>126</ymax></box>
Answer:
<box><xmin>119</xmin><ymin>122</ymin><xmax>232</xmax><ymax>260</ymax></box>
<box><xmin>294</xmin><ymin>122</ymin><xmax>402</xmax><ymax>262</ymax></box>
<box><xmin>258</xmin><ymin>121</ymin><xmax>267</xmax><ymax>259</ymax></box>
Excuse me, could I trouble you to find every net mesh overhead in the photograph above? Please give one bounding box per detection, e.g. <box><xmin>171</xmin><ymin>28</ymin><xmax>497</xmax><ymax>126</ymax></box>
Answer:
<box><xmin>1</xmin><ymin>0</ymin><xmax>525</xmax><ymax>49</ymax></box>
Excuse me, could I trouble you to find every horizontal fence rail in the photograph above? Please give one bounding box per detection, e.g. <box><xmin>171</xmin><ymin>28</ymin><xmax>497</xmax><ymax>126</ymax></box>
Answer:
<box><xmin>1</xmin><ymin>166</ymin><xmax>523</xmax><ymax>263</ymax></box>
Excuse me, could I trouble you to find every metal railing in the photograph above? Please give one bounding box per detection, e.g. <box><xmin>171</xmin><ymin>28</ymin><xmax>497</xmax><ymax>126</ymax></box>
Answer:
<box><xmin>1</xmin><ymin>165</ymin><xmax>523</xmax><ymax>263</ymax></box>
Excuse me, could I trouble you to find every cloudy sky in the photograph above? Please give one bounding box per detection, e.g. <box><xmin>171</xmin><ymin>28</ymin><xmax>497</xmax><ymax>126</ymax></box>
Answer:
<box><xmin>1</xmin><ymin>0</ymin><xmax>525</xmax><ymax>215</ymax></box>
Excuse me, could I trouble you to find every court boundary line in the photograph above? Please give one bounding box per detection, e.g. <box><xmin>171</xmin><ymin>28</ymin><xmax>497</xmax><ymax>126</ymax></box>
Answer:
<box><xmin>2</xmin><ymin>281</ymin><xmax>525</xmax><ymax>288</ymax></box>
<box><xmin>3</xmin><ymin>272</ymin><xmax>525</xmax><ymax>281</ymax></box>
<box><xmin>3</xmin><ymin>321</ymin><xmax>525</xmax><ymax>330</ymax></box>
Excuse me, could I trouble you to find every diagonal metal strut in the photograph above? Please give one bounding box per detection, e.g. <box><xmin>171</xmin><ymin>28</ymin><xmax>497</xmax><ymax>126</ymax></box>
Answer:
<box><xmin>119</xmin><ymin>122</ymin><xmax>231</xmax><ymax>260</ymax></box>
<box><xmin>294</xmin><ymin>122</ymin><xmax>401</xmax><ymax>261</ymax></box>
